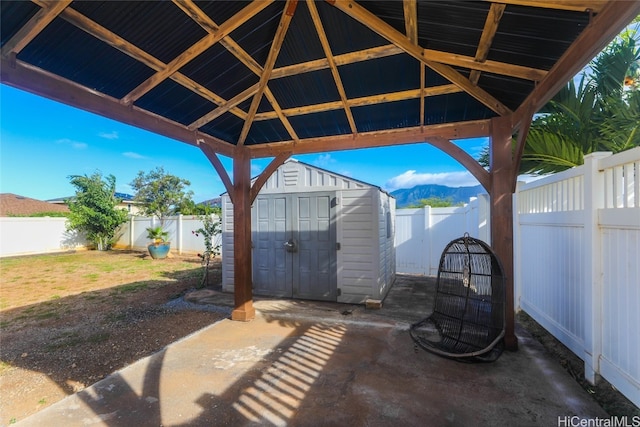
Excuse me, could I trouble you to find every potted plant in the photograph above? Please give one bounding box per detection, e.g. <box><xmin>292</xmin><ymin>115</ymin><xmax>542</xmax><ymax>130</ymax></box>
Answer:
<box><xmin>146</xmin><ymin>226</ymin><xmax>170</xmax><ymax>259</ymax></box>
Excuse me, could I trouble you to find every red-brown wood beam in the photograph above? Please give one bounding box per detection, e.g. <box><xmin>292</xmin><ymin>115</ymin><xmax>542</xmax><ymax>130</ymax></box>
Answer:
<box><xmin>490</xmin><ymin>115</ymin><xmax>517</xmax><ymax>351</ymax></box>
<box><xmin>250</xmin><ymin>152</ymin><xmax>291</xmax><ymax>204</ymax></box>
<box><xmin>199</xmin><ymin>144</ymin><xmax>235</xmax><ymax>205</ymax></box>
<box><xmin>231</xmin><ymin>148</ymin><xmax>255</xmax><ymax>321</ymax></box>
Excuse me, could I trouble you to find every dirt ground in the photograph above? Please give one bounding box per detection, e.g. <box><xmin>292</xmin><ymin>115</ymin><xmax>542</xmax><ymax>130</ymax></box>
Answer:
<box><xmin>0</xmin><ymin>250</ymin><xmax>637</xmax><ymax>425</ymax></box>
<box><xmin>0</xmin><ymin>250</ymin><xmax>227</xmax><ymax>425</ymax></box>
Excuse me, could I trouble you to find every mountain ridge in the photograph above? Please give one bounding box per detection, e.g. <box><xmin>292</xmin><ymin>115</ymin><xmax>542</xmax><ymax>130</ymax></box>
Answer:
<box><xmin>390</xmin><ymin>184</ymin><xmax>485</xmax><ymax>208</ymax></box>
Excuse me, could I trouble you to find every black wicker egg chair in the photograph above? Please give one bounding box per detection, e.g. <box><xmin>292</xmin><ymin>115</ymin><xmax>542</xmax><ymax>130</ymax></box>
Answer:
<box><xmin>410</xmin><ymin>234</ymin><xmax>506</xmax><ymax>362</ymax></box>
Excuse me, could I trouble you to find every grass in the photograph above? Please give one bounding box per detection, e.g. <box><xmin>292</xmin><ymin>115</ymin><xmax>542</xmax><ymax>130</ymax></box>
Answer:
<box><xmin>0</xmin><ymin>250</ymin><xmax>203</xmax><ymax>311</ymax></box>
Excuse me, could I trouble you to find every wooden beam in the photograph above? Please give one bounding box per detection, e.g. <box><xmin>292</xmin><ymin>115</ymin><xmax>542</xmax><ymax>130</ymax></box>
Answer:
<box><xmin>271</xmin><ymin>42</ymin><xmax>546</xmax><ymax>82</ymax></box>
<box><xmin>420</xmin><ymin>64</ymin><xmax>425</xmax><ymax>129</ymax></box>
<box><xmin>231</xmin><ymin>148</ymin><xmax>255</xmax><ymax>321</ymax></box>
<box><xmin>121</xmin><ymin>0</ymin><xmax>273</xmax><ymax>106</ymax></box>
<box><xmin>1</xmin><ymin>0</ymin><xmax>71</xmax><ymax>57</ymax></box>
<box><xmin>331</xmin><ymin>0</ymin><xmax>512</xmax><ymax>116</ymax></box>
<box><xmin>189</xmin><ymin>84</ymin><xmax>259</xmax><ymax>130</ymax></box>
<box><xmin>423</xmin><ymin>49</ymin><xmax>546</xmax><ymax>82</ymax></box>
<box><xmin>485</xmin><ymin>0</ymin><xmax>606</xmax><ymax>13</ymax></box>
<box><xmin>271</xmin><ymin>44</ymin><xmax>404</xmax><ymax>79</ymax></box>
<box><xmin>254</xmin><ymin>85</ymin><xmax>462</xmax><ymax>121</ymax></box>
<box><xmin>0</xmin><ymin>57</ymin><xmax>236</xmax><ymax>157</ymax></box>
<box><xmin>512</xmin><ymin>106</ymin><xmax>534</xmax><ymax>191</ymax></box>
<box><xmin>199</xmin><ymin>145</ymin><xmax>235</xmax><ymax>204</ymax></box>
<box><xmin>246</xmin><ymin>119</ymin><xmax>492</xmax><ymax>157</ymax></box>
<box><xmin>403</xmin><ymin>0</ymin><xmax>418</xmax><ymax>44</ymax></box>
<box><xmin>175</xmin><ymin>0</ymin><xmax>297</xmax><ymax>140</ymax></box>
<box><xmin>307</xmin><ymin>0</ymin><xmax>357</xmax><ymax>134</ymax></box>
<box><xmin>238</xmin><ymin>0</ymin><xmax>297</xmax><ymax>146</ymax></box>
<box><xmin>250</xmin><ymin>152</ymin><xmax>291</xmax><ymax>204</ymax></box>
<box><xmin>490</xmin><ymin>115</ymin><xmax>517</xmax><ymax>351</ymax></box>
<box><xmin>427</xmin><ymin>137</ymin><xmax>490</xmax><ymax>191</ymax></box>
<box><xmin>49</xmin><ymin>3</ymin><xmax>248</xmax><ymax>121</ymax></box>
<box><xmin>513</xmin><ymin>0</ymin><xmax>640</xmax><ymax>128</ymax></box>
<box><xmin>469</xmin><ymin>3</ymin><xmax>505</xmax><ymax>85</ymax></box>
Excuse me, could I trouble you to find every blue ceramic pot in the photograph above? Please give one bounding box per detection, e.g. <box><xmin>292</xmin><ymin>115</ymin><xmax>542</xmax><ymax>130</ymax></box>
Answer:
<box><xmin>148</xmin><ymin>242</ymin><xmax>171</xmax><ymax>259</ymax></box>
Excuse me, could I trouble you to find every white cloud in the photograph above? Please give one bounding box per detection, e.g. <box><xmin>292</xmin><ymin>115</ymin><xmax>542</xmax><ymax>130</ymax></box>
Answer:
<box><xmin>312</xmin><ymin>153</ymin><xmax>335</xmax><ymax>169</ymax></box>
<box><xmin>123</xmin><ymin>151</ymin><xmax>145</xmax><ymax>159</ymax></box>
<box><xmin>384</xmin><ymin>170</ymin><xmax>479</xmax><ymax>192</ymax></box>
<box><xmin>56</xmin><ymin>138</ymin><xmax>87</xmax><ymax>149</ymax></box>
<box><xmin>99</xmin><ymin>131</ymin><xmax>119</xmax><ymax>140</ymax></box>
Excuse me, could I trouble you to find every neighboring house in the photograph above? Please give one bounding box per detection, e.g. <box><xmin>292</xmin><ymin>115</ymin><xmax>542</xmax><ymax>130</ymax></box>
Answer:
<box><xmin>47</xmin><ymin>192</ymin><xmax>142</xmax><ymax>215</ymax></box>
<box><xmin>0</xmin><ymin>193</ymin><xmax>70</xmax><ymax>216</ymax></box>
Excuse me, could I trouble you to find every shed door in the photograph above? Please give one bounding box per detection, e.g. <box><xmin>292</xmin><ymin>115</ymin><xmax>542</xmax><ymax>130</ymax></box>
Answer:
<box><xmin>252</xmin><ymin>193</ymin><xmax>337</xmax><ymax>301</ymax></box>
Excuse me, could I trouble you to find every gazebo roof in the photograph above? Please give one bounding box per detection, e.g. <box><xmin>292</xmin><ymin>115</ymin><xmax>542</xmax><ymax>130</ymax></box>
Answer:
<box><xmin>2</xmin><ymin>1</ymin><xmax>638</xmax><ymax>161</ymax></box>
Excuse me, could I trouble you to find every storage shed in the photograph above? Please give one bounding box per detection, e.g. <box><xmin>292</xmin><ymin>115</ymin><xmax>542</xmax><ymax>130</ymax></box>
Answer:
<box><xmin>222</xmin><ymin>159</ymin><xmax>395</xmax><ymax>304</ymax></box>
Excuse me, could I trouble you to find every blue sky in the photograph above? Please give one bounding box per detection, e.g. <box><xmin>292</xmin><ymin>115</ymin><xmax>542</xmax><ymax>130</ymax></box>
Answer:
<box><xmin>1</xmin><ymin>84</ymin><xmax>487</xmax><ymax>202</ymax></box>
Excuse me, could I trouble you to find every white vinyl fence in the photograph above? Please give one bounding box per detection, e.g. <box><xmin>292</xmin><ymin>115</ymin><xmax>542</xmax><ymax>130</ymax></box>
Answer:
<box><xmin>0</xmin><ymin>215</ymin><xmax>221</xmax><ymax>258</ymax></box>
<box><xmin>394</xmin><ymin>149</ymin><xmax>639</xmax><ymax>407</ymax></box>
<box><xmin>0</xmin><ymin>217</ymin><xmax>86</xmax><ymax>257</ymax></box>
<box><xmin>395</xmin><ymin>194</ymin><xmax>490</xmax><ymax>276</ymax></box>
<box><xmin>114</xmin><ymin>215</ymin><xmax>222</xmax><ymax>255</ymax></box>
<box><xmin>514</xmin><ymin>149</ymin><xmax>640</xmax><ymax>408</ymax></box>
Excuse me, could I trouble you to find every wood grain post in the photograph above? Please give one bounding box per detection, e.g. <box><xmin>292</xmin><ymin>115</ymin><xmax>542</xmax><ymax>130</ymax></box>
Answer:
<box><xmin>231</xmin><ymin>148</ymin><xmax>255</xmax><ymax>321</ymax></box>
<box><xmin>490</xmin><ymin>116</ymin><xmax>518</xmax><ymax>351</ymax></box>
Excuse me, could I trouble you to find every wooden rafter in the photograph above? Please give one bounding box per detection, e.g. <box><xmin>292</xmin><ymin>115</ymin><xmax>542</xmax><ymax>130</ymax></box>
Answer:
<box><xmin>199</xmin><ymin>145</ymin><xmax>234</xmax><ymax>204</ymax></box>
<box><xmin>121</xmin><ymin>0</ymin><xmax>273</xmax><ymax>106</ymax></box>
<box><xmin>45</xmin><ymin>2</ymin><xmax>248</xmax><ymax>122</ymax></box>
<box><xmin>1</xmin><ymin>0</ymin><xmax>71</xmax><ymax>57</ymax></box>
<box><xmin>189</xmin><ymin>84</ymin><xmax>259</xmax><ymax>131</ymax></box>
<box><xmin>513</xmin><ymin>0</ymin><xmax>640</xmax><ymax>127</ymax></box>
<box><xmin>272</xmin><ymin>42</ymin><xmax>546</xmax><ymax>82</ymax></box>
<box><xmin>419</xmin><ymin>64</ymin><xmax>425</xmax><ymax>129</ymax></box>
<box><xmin>469</xmin><ymin>3</ymin><xmax>505</xmax><ymax>85</ymax></box>
<box><xmin>247</xmin><ymin>119</ymin><xmax>491</xmax><ymax>158</ymax></box>
<box><xmin>175</xmin><ymin>0</ymin><xmax>297</xmax><ymax>141</ymax></box>
<box><xmin>307</xmin><ymin>0</ymin><xmax>357</xmax><ymax>134</ymax></box>
<box><xmin>254</xmin><ymin>84</ymin><xmax>461</xmax><ymax>121</ymax></box>
<box><xmin>331</xmin><ymin>0</ymin><xmax>512</xmax><ymax>116</ymax></box>
<box><xmin>486</xmin><ymin>0</ymin><xmax>606</xmax><ymax>13</ymax></box>
<box><xmin>403</xmin><ymin>0</ymin><xmax>418</xmax><ymax>44</ymax></box>
<box><xmin>426</xmin><ymin>137</ymin><xmax>490</xmax><ymax>191</ymax></box>
<box><xmin>250</xmin><ymin>152</ymin><xmax>292</xmax><ymax>204</ymax></box>
<box><xmin>238</xmin><ymin>0</ymin><xmax>298</xmax><ymax>146</ymax></box>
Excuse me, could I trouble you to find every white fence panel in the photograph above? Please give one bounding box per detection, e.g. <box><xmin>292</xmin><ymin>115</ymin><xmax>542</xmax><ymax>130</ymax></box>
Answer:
<box><xmin>515</xmin><ymin>148</ymin><xmax>640</xmax><ymax>408</ymax></box>
<box><xmin>394</xmin><ymin>195</ymin><xmax>489</xmax><ymax>276</ymax></box>
<box><xmin>0</xmin><ymin>217</ymin><xmax>86</xmax><ymax>257</ymax></box>
<box><xmin>116</xmin><ymin>215</ymin><xmax>222</xmax><ymax>255</ymax></box>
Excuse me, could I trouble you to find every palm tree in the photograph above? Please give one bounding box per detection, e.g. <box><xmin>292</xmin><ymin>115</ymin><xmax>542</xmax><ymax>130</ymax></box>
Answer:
<box><xmin>479</xmin><ymin>20</ymin><xmax>640</xmax><ymax>175</ymax></box>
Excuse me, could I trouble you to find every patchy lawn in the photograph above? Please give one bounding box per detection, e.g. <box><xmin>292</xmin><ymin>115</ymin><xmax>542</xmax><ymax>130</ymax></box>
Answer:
<box><xmin>0</xmin><ymin>250</ymin><xmax>226</xmax><ymax>425</ymax></box>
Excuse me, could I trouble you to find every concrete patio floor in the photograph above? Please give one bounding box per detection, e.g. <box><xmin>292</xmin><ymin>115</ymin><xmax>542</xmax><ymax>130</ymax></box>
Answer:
<box><xmin>16</xmin><ymin>275</ymin><xmax>607</xmax><ymax>426</ymax></box>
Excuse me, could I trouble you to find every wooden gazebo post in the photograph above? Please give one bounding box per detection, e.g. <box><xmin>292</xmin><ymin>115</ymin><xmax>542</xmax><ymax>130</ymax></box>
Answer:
<box><xmin>231</xmin><ymin>148</ymin><xmax>255</xmax><ymax>321</ymax></box>
<box><xmin>490</xmin><ymin>115</ymin><xmax>517</xmax><ymax>350</ymax></box>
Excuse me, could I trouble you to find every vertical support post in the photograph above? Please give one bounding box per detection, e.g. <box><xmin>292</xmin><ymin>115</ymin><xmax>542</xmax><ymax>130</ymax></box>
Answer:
<box><xmin>490</xmin><ymin>116</ymin><xmax>518</xmax><ymax>350</ymax></box>
<box><xmin>583</xmin><ymin>152</ymin><xmax>609</xmax><ymax>383</ymax></box>
<box><xmin>232</xmin><ymin>148</ymin><xmax>255</xmax><ymax>321</ymax></box>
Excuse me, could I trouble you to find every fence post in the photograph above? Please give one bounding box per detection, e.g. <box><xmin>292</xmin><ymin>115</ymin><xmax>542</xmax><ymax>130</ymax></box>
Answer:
<box><xmin>512</xmin><ymin>183</ymin><xmax>521</xmax><ymax>312</ymax></box>
<box><xmin>583</xmin><ymin>152</ymin><xmax>610</xmax><ymax>384</ymax></box>
<box><xmin>177</xmin><ymin>214</ymin><xmax>183</xmax><ymax>255</ymax></box>
<box><xmin>128</xmin><ymin>215</ymin><xmax>134</xmax><ymax>250</ymax></box>
<box><xmin>424</xmin><ymin>205</ymin><xmax>432</xmax><ymax>275</ymax></box>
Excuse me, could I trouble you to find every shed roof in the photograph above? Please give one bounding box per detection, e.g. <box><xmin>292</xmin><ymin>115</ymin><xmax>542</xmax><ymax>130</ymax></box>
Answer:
<box><xmin>2</xmin><ymin>1</ymin><xmax>638</xmax><ymax>161</ymax></box>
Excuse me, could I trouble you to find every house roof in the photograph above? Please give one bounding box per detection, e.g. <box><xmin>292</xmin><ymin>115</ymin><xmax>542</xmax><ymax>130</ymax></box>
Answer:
<box><xmin>2</xmin><ymin>1</ymin><xmax>638</xmax><ymax>163</ymax></box>
<box><xmin>0</xmin><ymin>193</ymin><xmax>70</xmax><ymax>216</ymax></box>
<box><xmin>47</xmin><ymin>193</ymin><xmax>136</xmax><ymax>204</ymax></box>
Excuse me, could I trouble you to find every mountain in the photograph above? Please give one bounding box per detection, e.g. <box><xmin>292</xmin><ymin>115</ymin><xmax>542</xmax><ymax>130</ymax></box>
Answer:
<box><xmin>390</xmin><ymin>184</ymin><xmax>485</xmax><ymax>208</ymax></box>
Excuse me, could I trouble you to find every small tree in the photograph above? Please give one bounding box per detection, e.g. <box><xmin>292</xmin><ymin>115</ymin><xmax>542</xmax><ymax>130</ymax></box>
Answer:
<box><xmin>129</xmin><ymin>167</ymin><xmax>194</xmax><ymax>222</ymax></box>
<box><xmin>192</xmin><ymin>206</ymin><xmax>222</xmax><ymax>287</ymax></box>
<box><xmin>66</xmin><ymin>172</ymin><xmax>129</xmax><ymax>250</ymax></box>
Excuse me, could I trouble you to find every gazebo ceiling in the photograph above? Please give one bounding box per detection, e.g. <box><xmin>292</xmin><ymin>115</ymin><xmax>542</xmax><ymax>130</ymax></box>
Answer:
<box><xmin>1</xmin><ymin>1</ymin><xmax>639</xmax><ymax>160</ymax></box>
